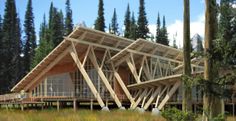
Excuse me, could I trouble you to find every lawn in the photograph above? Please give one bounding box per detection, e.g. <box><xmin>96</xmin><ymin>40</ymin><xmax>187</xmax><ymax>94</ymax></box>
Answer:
<box><xmin>0</xmin><ymin>109</ymin><xmax>235</xmax><ymax>121</ymax></box>
<box><xmin>0</xmin><ymin>109</ymin><xmax>166</xmax><ymax>121</ymax></box>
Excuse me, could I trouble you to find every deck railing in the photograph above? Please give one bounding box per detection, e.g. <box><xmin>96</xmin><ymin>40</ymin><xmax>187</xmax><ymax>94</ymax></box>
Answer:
<box><xmin>0</xmin><ymin>93</ymin><xmax>28</xmax><ymax>102</ymax></box>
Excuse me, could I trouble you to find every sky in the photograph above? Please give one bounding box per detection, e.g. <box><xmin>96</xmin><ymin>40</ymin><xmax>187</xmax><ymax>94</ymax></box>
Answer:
<box><xmin>0</xmin><ymin>0</ymin><xmax>206</xmax><ymax>47</ymax></box>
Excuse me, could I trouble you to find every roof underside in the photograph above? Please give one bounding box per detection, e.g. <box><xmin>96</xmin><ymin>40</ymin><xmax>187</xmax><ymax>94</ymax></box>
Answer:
<box><xmin>110</xmin><ymin>39</ymin><xmax>183</xmax><ymax>66</ymax></box>
<box><xmin>12</xmin><ymin>27</ymin><xmax>186</xmax><ymax>92</ymax></box>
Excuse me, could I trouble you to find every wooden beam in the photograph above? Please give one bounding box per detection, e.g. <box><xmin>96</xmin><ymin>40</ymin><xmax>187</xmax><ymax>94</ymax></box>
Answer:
<box><xmin>126</xmin><ymin>58</ymin><xmax>141</xmax><ymax>83</ymax></box>
<box><xmin>65</xmin><ymin>37</ymin><xmax>121</xmax><ymax>51</ymax></box>
<box><xmin>70</xmin><ymin>43</ymin><xmax>105</xmax><ymax>108</ymax></box>
<box><xmin>131</xmin><ymin>89</ymin><xmax>148</xmax><ymax>109</ymax></box>
<box><xmin>158</xmin><ymin>81</ymin><xmax>181</xmax><ymax>110</ymax></box>
<box><xmin>107</xmin><ymin>50</ymin><xmax>135</xmax><ymax>105</ymax></box>
<box><xmin>143</xmin><ymin>87</ymin><xmax>161</xmax><ymax>110</ymax></box>
<box><xmin>138</xmin><ymin>56</ymin><xmax>145</xmax><ymax>79</ymax></box>
<box><xmin>100</xmin><ymin>49</ymin><xmax>108</xmax><ymax>69</ymax></box>
<box><xmin>155</xmin><ymin>86</ymin><xmax>168</xmax><ymax>108</ymax></box>
<box><xmin>89</xmin><ymin>47</ymin><xmax>123</xmax><ymax>108</ymax></box>
<box><xmin>127</xmin><ymin>49</ymin><xmax>182</xmax><ymax>64</ymax></box>
<box><xmin>82</xmin><ymin>46</ymin><xmax>91</xmax><ymax>67</ymax></box>
<box><xmin>114</xmin><ymin>71</ymin><xmax>135</xmax><ymax>105</ymax></box>
<box><xmin>141</xmin><ymin>88</ymin><xmax>153</xmax><ymax>108</ymax></box>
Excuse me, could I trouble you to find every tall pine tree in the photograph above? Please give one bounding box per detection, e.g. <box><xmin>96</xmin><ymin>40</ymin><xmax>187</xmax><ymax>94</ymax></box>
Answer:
<box><xmin>23</xmin><ymin>0</ymin><xmax>36</xmax><ymax>73</ymax></box>
<box><xmin>94</xmin><ymin>0</ymin><xmax>105</xmax><ymax>32</ymax></box>
<box><xmin>218</xmin><ymin>0</ymin><xmax>236</xmax><ymax>65</ymax></box>
<box><xmin>203</xmin><ymin>0</ymin><xmax>224</xmax><ymax>119</ymax></box>
<box><xmin>65</xmin><ymin>0</ymin><xmax>73</xmax><ymax>36</ymax></box>
<box><xmin>110</xmin><ymin>8</ymin><xmax>119</xmax><ymax>35</ymax></box>
<box><xmin>160</xmin><ymin>16</ymin><xmax>169</xmax><ymax>45</ymax></box>
<box><xmin>129</xmin><ymin>12</ymin><xmax>137</xmax><ymax>40</ymax></box>
<box><xmin>32</xmin><ymin>15</ymin><xmax>53</xmax><ymax>68</ymax></box>
<box><xmin>49</xmin><ymin>2</ymin><xmax>54</xmax><ymax>30</ymax></box>
<box><xmin>137</xmin><ymin>0</ymin><xmax>149</xmax><ymax>39</ymax></box>
<box><xmin>182</xmin><ymin>0</ymin><xmax>192</xmax><ymax>112</ymax></box>
<box><xmin>124</xmin><ymin>4</ymin><xmax>131</xmax><ymax>38</ymax></box>
<box><xmin>50</xmin><ymin>8</ymin><xmax>64</xmax><ymax>47</ymax></box>
<box><xmin>0</xmin><ymin>15</ymin><xmax>2</xmax><ymax>40</ymax></box>
<box><xmin>155</xmin><ymin>13</ymin><xmax>161</xmax><ymax>43</ymax></box>
<box><xmin>0</xmin><ymin>15</ymin><xmax>3</xmax><ymax>93</ymax></box>
<box><xmin>1</xmin><ymin>0</ymin><xmax>22</xmax><ymax>93</ymax></box>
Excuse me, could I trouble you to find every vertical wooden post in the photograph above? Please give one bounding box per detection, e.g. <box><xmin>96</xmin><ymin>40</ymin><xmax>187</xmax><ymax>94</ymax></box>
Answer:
<box><xmin>73</xmin><ymin>99</ymin><xmax>77</xmax><ymax>111</ymax></box>
<box><xmin>6</xmin><ymin>104</ymin><xmax>8</xmax><ymax>110</ymax></box>
<box><xmin>21</xmin><ymin>104</ymin><xmax>24</xmax><ymax>111</ymax></box>
<box><xmin>233</xmin><ymin>103</ymin><xmax>235</xmax><ymax>119</ymax></box>
<box><xmin>90</xmin><ymin>99</ymin><xmax>93</xmax><ymax>110</ymax></box>
<box><xmin>57</xmin><ymin>101</ymin><xmax>60</xmax><ymax>112</ymax></box>
<box><xmin>106</xmin><ymin>99</ymin><xmax>108</xmax><ymax>107</ymax></box>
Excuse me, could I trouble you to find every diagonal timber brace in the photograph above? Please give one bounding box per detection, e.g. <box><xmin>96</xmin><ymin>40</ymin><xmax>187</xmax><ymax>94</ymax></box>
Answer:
<box><xmin>158</xmin><ymin>81</ymin><xmax>181</xmax><ymax>110</ymax></box>
<box><xmin>131</xmin><ymin>89</ymin><xmax>148</xmax><ymax>109</ymax></box>
<box><xmin>70</xmin><ymin>42</ymin><xmax>106</xmax><ymax>109</ymax></box>
<box><xmin>141</xmin><ymin>88</ymin><xmax>154</xmax><ymax>108</ymax></box>
<box><xmin>88</xmin><ymin>47</ymin><xmax>123</xmax><ymax>108</ymax></box>
<box><xmin>126</xmin><ymin>57</ymin><xmax>141</xmax><ymax>83</ymax></box>
<box><xmin>108</xmin><ymin>51</ymin><xmax>135</xmax><ymax>106</ymax></box>
<box><xmin>143</xmin><ymin>86</ymin><xmax>161</xmax><ymax>110</ymax></box>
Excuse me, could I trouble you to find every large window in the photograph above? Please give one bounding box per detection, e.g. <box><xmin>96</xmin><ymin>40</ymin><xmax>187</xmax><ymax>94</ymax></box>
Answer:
<box><xmin>32</xmin><ymin>73</ymin><xmax>74</xmax><ymax>97</ymax></box>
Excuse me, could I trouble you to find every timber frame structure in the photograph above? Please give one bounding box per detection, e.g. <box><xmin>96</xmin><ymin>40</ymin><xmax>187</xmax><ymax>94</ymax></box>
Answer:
<box><xmin>2</xmin><ymin>26</ymin><xmax>233</xmax><ymax>112</ymax></box>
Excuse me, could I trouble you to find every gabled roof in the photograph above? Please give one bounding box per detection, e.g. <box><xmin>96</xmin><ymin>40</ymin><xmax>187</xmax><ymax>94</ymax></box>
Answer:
<box><xmin>11</xmin><ymin>27</ymin><xmax>135</xmax><ymax>92</ymax></box>
<box><xmin>11</xmin><ymin>26</ymin><xmax>187</xmax><ymax>92</ymax></box>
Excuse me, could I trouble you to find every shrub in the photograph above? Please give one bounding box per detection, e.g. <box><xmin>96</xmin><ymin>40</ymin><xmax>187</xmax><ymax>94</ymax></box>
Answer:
<box><xmin>161</xmin><ymin>107</ymin><xmax>197</xmax><ymax>121</ymax></box>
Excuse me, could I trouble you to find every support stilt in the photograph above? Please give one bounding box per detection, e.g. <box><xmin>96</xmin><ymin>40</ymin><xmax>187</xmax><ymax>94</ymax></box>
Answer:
<box><xmin>90</xmin><ymin>99</ymin><xmax>93</xmax><ymax>110</ymax></box>
<box><xmin>57</xmin><ymin>101</ymin><xmax>60</xmax><ymax>112</ymax></box>
<box><xmin>21</xmin><ymin>104</ymin><xmax>24</xmax><ymax>111</ymax></box>
<box><xmin>73</xmin><ymin>99</ymin><xmax>77</xmax><ymax>111</ymax></box>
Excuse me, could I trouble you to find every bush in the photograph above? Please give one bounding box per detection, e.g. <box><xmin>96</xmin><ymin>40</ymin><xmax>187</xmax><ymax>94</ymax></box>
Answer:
<box><xmin>161</xmin><ymin>108</ymin><xmax>197</xmax><ymax>121</ymax></box>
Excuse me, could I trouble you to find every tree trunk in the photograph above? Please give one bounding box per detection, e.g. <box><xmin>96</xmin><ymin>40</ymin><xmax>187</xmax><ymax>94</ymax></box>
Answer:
<box><xmin>203</xmin><ymin>0</ymin><xmax>224</xmax><ymax>120</ymax></box>
<box><xmin>182</xmin><ymin>0</ymin><xmax>192</xmax><ymax>112</ymax></box>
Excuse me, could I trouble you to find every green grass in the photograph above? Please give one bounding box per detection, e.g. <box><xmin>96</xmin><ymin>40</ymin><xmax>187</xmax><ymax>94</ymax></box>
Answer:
<box><xmin>0</xmin><ymin>109</ymin><xmax>166</xmax><ymax>121</ymax></box>
<box><xmin>0</xmin><ymin>109</ymin><xmax>235</xmax><ymax>121</ymax></box>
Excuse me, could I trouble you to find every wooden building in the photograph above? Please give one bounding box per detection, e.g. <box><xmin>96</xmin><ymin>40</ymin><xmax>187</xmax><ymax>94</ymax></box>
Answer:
<box><xmin>0</xmin><ymin>26</ymin><xmax>222</xmax><ymax>112</ymax></box>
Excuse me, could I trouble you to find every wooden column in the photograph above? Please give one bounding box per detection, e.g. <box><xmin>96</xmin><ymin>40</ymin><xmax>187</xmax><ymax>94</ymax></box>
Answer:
<box><xmin>21</xmin><ymin>104</ymin><xmax>24</xmax><ymax>111</ymax></box>
<box><xmin>73</xmin><ymin>99</ymin><xmax>77</xmax><ymax>111</ymax></box>
<box><xmin>90</xmin><ymin>99</ymin><xmax>93</xmax><ymax>110</ymax></box>
<box><xmin>57</xmin><ymin>101</ymin><xmax>60</xmax><ymax>112</ymax></box>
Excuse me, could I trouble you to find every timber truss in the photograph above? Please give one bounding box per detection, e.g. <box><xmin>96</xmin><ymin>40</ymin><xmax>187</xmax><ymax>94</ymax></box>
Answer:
<box><xmin>11</xmin><ymin>27</ymin><xmax>204</xmax><ymax>111</ymax></box>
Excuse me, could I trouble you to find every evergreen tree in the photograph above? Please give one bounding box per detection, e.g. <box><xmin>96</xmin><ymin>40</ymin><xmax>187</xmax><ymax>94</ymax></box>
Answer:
<box><xmin>110</xmin><ymin>8</ymin><xmax>119</xmax><ymax>35</ymax></box>
<box><xmin>218</xmin><ymin>0</ymin><xmax>232</xmax><ymax>42</ymax></box>
<box><xmin>160</xmin><ymin>16</ymin><xmax>169</xmax><ymax>45</ymax></box>
<box><xmin>50</xmin><ymin>8</ymin><xmax>64</xmax><ymax>47</ymax></box>
<box><xmin>94</xmin><ymin>0</ymin><xmax>105</xmax><ymax>32</ymax></box>
<box><xmin>65</xmin><ymin>0</ymin><xmax>73</xmax><ymax>36</ymax></box>
<box><xmin>217</xmin><ymin>0</ymin><xmax>236</xmax><ymax>65</ymax></box>
<box><xmin>32</xmin><ymin>16</ymin><xmax>53</xmax><ymax>68</ymax></box>
<box><xmin>0</xmin><ymin>15</ymin><xmax>2</xmax><ymax>40</ymax></box>
<box><xmin>0</xmin><ymin>15</ymin><xmax>3</xmax><ymax>93</ymax></box>
<box><xmin>182</xmin><ymin>0</ymin><xmax>192</xmax><ymax>112</ymax></box>
<box><xmin>203</xmin><ymin>0</ymin><xmax>223</xmax><ymax>120</ymax></box>
<box><xmin>155</xmin><ymin>13</ymin><xmax>161</xmax><ymax>43</ymax></box>
<box><xmin>129</xmin><ymin>12</ymin><xmax>137</xmax><ymax>40</ymax></box>
<box><xmin>124</xmin><ymin>4</ymin><xmax>131</xmax><ymax>38</ymax></box>
<box><xmin>1</xmin><ymin>0</ymin><xmax>22</xmax><ymax>93</ymax></box>
<box><xmin>23</xmin><ymin>0</ymin><xmax>36</xmax><ymax>73</ymax></box>
<box><xmin>137</xmin><ymin>0</ymin><xmax>149</xmax><ymax>39</ymax></box>
<box><xmin>49</xmin><ymin>2</ymin><xmax>54</xmax><ymax>29</ymax></box>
